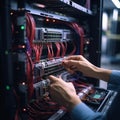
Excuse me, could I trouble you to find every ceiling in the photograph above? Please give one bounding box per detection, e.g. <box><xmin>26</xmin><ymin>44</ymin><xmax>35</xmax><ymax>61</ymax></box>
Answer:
<box><xmin>103</xmin><ymin>0</ymin><xmax>116</xmax><ymax>10</ymax></box>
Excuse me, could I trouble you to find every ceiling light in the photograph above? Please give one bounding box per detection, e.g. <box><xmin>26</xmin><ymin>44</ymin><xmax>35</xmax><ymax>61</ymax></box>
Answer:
<box><xmin>113</xmin><ymin>9</ymin><xmax>118</xmax><ymax>21</ymax></box>
<box><xmin>112</xmin><ymin>0</ymin><xmax>120</xmax><ymax>8</ymax></box>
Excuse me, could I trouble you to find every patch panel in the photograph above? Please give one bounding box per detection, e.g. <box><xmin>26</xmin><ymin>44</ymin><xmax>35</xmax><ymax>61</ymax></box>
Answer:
<box><xmin>34</xmin><ymin>28</ymin><xmax>73</xmax><ymax>42</ymax></box>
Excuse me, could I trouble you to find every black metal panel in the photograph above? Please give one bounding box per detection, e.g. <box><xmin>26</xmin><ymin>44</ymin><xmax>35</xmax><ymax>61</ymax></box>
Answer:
<box><xmin>0</xmin><ymin>0</ymin><xmax>16</xmax><ymax>120</ymax></box>
<box><xmin>27</xmin><ymin>0</ymin><xmax>93</xmax><ymax>17</ymax></box>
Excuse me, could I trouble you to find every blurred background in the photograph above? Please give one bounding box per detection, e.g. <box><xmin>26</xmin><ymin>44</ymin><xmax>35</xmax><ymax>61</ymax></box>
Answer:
<box><xmin>100</xmin><ymin>0</ymin><xmax>120</xmax><ymax>88</ymax></box>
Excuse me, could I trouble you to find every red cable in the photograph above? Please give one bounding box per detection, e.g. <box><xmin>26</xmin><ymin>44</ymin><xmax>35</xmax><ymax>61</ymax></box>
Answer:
<box><xmin>26</xmin><ymin>13</ymin><xmax>36</xmax><ymax>49</ymax></box>
<box><xmin>60</xmin><ymin>42</ymin><xmax>65</xmax><ymax>57</ymax></box>
<box><xmin>73</xmin><ymin>23</ymin><xmax>84</xmax><ymax>55</ymax></box>
<box><xmin>11</xmin><ymin>23</ymin><xmax>14</xmax><ymax>34</ymax></box>
<box><xmin>46</xmin><ymin>43</ymin><xmax>54</xmax><ymax>59</ymax></box>
<box><xmin>55</xmin><ymin>42</ymin><xmax>60</xmax><ymax>58</ymax></box>
<box><xmin>36</xmin><ymin>45</ymin><xmax>40</xmax><ymax>61</ymax></box>
<box><xmin>26</xmin><ymin>13</ymin><xmax>30</xmax><ymax>39</ymax></box>
<box><xmin>64</xmin><ymin>42</ymin><xmax>67</xmax><ymax>56</ymax></box>
<box><xmin>33</xmin><ymin>44</ymin><xmax>38</xmax><ymax>62</ymax></box>
<box><xmin>15</xmin><ymin>110</ymin><xmax>19</xmax><ymax>120</ymax></box>
<box><xmin>69</xmin><ymin>41</ymin><xmax>76</xmax><ymax>55</ymax></box>
<box><xmin>67</xmin><ymin>22</ymin><xmax>84</xmax><ymax>55</ymax></box>
<box><xmin>72</xmin><ymin>81</ymin><xmax>88</xmax><ymax>88</ymax></box>
<box><xmin>33</xmin><ymin>44</ymin><xmax>43</xmax><ymax>62</ymax></box>
<box><xmin>26</xmin><ymin>52</ymin><xmax>34</xmax><ymax>99</ymax></box>
<box><xmin>13</xmin><ymin>90</ymin><xmax>20</xmax><ymax>120</ymax></box>
<box><xmin>47</xmin><ymin>43</ymin><xmax>51</xmax><ymax>59</ymax></box>
<box><xmin>39</xmin><ymin>43</ymin><xmax>43</xmax><ymax>60</ymax></box>
<box><xmin>49</xmin><ymin>43</ymin><xmax>54</xmax><ymax>58</ymax></box>
<box><xmin>28</xmin><ymin>13</ymin><xmax>36</xmax><ymax>48</ymax></box>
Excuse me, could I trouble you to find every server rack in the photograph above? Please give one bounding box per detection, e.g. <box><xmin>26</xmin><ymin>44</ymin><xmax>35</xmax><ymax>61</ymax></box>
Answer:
<box><xmin>0</xmin><ymin>0</ymin><xmax>117</xmax><ymax>120</ymax></box>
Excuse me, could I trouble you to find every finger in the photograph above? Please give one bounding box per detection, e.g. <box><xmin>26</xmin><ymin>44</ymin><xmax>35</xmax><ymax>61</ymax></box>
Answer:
<box><xmin>48</xmin><ymin>75</ymin><xmax>59</xmax><ymax>83</ymax></box>
<box><xmin>62</xmin><ymin>60</ymin><xmax>78</xmax><ymax>73</ymax></box>
<box><xmin>66</xmin><ymin>68</ymin><xmax>75</xmax><ymax>74</ymax></box>
<box><xmin>65</xmin><ymin>55</ymin><xmax>81</xmax><ymax>60</ymax></box>
<box><xmin>49</xmin><ymin>86</ymin><xmax>56</xmax><ymax>101</ymax></box>
<box><xmin>62</xmin><ymin>60</ymin><xmax>79</xmax><ymax>68</ymax></box>
<box><xmin>66</xmin><ymin>55</ymin><xmax>85</xmax><ymax>61</ymax></box>
<box><xmin>67</xmin><ymin>82</ymin><xmax>74</xmax><ymax>86</ymax></box>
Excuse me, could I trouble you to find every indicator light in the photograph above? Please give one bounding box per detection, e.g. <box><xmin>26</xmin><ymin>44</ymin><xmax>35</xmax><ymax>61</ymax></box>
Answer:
<box><xmin>5</xmin><ymin>50</ymin><xmax>8</xmax><ymax>55</ymax></box>
<box><xmin>23</xmin><ymin>108</ymin><xmax>27</xmax><ymax>112</ymax></box>
<box><xmin>22</xmin><ymin>82</ymin><xmax>26</xmax><ymax>85</ymax></box>
<box><xmin>53</xmin><ymin>19</ymin><xmax>55</xmax><ymax>22</ymax></box>
<box><xmin>46</xmin><ymin>18</ymin><xmax>49</xmax><ymax>22</ymax></box>
<box><xmin>21</xmin><ymin>25</ymin><xmax>25</xmax><ymax>30</ymax></box>
<box><xmin>6</xmin><ymin>85</ymin><xmax>10</xmax><ymax>90</ymax></box>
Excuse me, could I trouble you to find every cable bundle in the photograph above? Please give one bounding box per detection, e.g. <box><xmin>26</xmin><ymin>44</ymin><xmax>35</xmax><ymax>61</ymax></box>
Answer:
<box><xmin>46</xmin><ymin>43</ymin><xmax>54</xmax><ymax>60</ymax></box>
<box><xmin>60</xmin><ymin>42</ymin><xmax>65</xmax><ymax>57</ymax></box>
<box><xmin>49</xmin><ymin>43</ymin><xmax>54</xmax><ymax>58</ymax></box>
<box><xmin>26</xmin><ymin>51</ymin><xmax>34</xmax><ymax>99</ymax></box>
<box><xmin>55</xmin><ymin>42</ymin><xmax>61</xmax><ymax>57</ymax></box>
<box><xmin>25</xmin><ymin>13</ymin><xmax>35</xmax><ymax>98</ymax></box>
<box><xmin>26</xmin><ymin>12</ymin><xmax>36</xmax><ymax>50</ymax></box>
<box><xmin>28</xmin><ymin>98</ymin><xmax>64</xmax><ymax>120</ymax></box>
<box><xmin>72</xmin><ymin>80</ymin><xmax>105</xmax><ymax>104</ymax></box>
<box><xmin>33</xmin><ymin>43</ymin><xmax>43</xmax><ymax>62</ymax></box>
<box><xmin>68</xmin><ymin>22</ymin><xmax>85</xmax><ymax>55</ymax></box>
<box><xmin>55</xmin><ymin>42</ymin><xmax>68</xmax><ymax>58</ymax></box>
<box><xmin>64</xmin><ymin>42</ymin><xmax>68</xmax><ymax>55</ymax></box>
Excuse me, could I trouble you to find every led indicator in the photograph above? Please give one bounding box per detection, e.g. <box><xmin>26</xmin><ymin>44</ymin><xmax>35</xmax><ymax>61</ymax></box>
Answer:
<box><xmin>6</xmin><ymin>85</ymin><xmax>10</xmax><ymax>90</ymax></box>
<box><xmin>46</xmin><ymin>18</ymin><xmax>49</xmax><ymax>22</ymax></box>
<box><xmin>21</xmin><ymin>45</ymin><xmax>25</xmax><ymax>48</ymax></box>
<box><xmin>22</xmin><ymin>82</ymin><xmax>26</xmax><ymax>85</ymax></box>
<box><xmin>23</xmin><ymin>108</ymin><xmax>26</xmax><ymax>112</ymax></box>
<box><xmin>53</xmin><ymin>19</ymin><xmax>55</xmax><ymax>22</ymax></box>
<box><xmin>5</xmin><ymin>50</ymin><xmax>8</xmax><ymax>55</ymax></box>
<box><xmin>21</xmin><ymin>25</ymin><xmax>25</xmax><ymax>30</ymax></box>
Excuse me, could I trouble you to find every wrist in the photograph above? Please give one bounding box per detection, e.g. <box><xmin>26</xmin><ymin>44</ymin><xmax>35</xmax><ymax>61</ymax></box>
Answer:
<box><xmin>66</xmin><ymin>95</ymin><xmax>81</xmax><ymax>111</ymax></box>
<box><xmin>94</xmin><ymin>67</ymin><xmax>112</xmax><ymax>82</ymax></box>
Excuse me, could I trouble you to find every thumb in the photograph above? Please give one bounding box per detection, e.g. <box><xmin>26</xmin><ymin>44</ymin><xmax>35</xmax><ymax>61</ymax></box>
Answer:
<box><xmin>48</xmin><ymin>75</ymin><xmax>59</xmax><ymax>83</ymax></box>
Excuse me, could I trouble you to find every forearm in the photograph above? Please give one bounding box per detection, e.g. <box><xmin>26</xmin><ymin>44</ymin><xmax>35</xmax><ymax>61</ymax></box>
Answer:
<box><xmin>90</xmin><ymin>66</ymin><xmax>112</xmax><ymax>82</ymax></box>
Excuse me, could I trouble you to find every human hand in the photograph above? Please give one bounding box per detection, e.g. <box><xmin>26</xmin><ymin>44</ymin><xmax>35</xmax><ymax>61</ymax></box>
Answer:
<box><xmin>48</xmin><ymin>75</ymin><xmax>81</xmax><ymax>111</ymax></box>
<box><xmin>62</xmin><ymin>55</ymin><xmax>98</xmax><ymax>78</ymax></box>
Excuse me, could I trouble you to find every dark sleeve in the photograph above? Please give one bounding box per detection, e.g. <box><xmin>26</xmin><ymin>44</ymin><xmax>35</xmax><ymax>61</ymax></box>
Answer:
<box><xmin>109</xmin><ymin>70</ymin><xmax>120</xmax><ymax>85</ymax></box>
<box><xmin>108</xmin><ymin>70</ymin><xmax>120</xmax><ymax>91</ymax></box>
<box><xmin>70</xmin><ymin>102</ymin><xmax>106</xmax><ymax>120</ymax></box>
